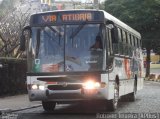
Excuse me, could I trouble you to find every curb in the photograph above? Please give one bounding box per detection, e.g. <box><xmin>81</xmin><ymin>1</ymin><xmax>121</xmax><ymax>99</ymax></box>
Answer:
<box><xmin>0</xmin><ymin>104</ymin><xmax>42</xmax><ymax>114</ymax></box>
<box><xmin>145</xmin><ymin>74</ymin><xmax>160</xmax><ymax>82</ymax></box>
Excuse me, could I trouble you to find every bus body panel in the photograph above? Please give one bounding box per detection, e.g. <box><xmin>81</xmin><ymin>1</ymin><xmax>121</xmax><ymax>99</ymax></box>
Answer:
<box><xmin>27</xmin><ymin>73</ymin><xmax>110</xmax><ymax>101</ymax></box>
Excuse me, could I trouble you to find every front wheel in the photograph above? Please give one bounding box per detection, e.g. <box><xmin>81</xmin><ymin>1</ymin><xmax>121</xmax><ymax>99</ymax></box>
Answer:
<box><xmin>107</xmin><ymin>82</ymin><xmax>119</xmax><ymax>111</ymax></box>
<box><xmin>42</xmin><ymin>101</ymin><xmax>56</xmax><ymax>112</ymax></box>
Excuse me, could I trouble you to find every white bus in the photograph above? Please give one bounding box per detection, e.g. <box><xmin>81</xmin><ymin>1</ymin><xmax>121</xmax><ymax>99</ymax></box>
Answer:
<box><xmin>20</xmin><ymin>9</ymin><xmax>144</xmax><ymax>111</ymax></box>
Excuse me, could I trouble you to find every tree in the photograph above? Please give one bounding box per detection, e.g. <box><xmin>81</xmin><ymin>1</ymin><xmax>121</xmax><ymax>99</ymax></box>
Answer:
<box><xmin>0</xmin><ymin>0</ymin><xmax>31</xmax><ymax>58</ymax></box>
<box><xmin>0</xmin><ymin>0</ymin><xmax>16</xmax><ymax>19</ymax></box>
<box><xmin>104</xmin><ymin>0</ymin><xmax>160</xmax><ymax>77</ymax></box>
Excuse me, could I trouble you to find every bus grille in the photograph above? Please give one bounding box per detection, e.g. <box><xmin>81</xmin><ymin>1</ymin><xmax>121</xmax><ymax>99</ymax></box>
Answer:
<box><xmin>47</xmin><ymin>84</ymin><xmax>82</xmax><ymax>90</ymax></box>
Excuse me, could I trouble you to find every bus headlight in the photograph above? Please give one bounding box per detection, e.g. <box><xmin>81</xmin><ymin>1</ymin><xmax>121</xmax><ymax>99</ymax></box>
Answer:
<box><xmin>39</xmin><ymin>85</ymin><xmax>45</xmax><ymax>90</ymax></box>
<box><xmin>83</xmin><ymin>80</ymin><xmax>100</xmax><ymax>89</ymax></box>
<box><xmin>31</xmin><ymin>84</ymin><xmax>45</xmax><ymax>90</ymax></box>
<box><xmin>32</xmin><ymin>84</ymin><xmax>38</xmax><ymax>90</ymax></box>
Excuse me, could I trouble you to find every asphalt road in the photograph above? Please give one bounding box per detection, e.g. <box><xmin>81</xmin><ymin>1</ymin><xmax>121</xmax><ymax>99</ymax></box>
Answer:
<box><xmin>150</xmin><ymin>68</ymin><xmax>160</xmax><ymax>74</ymax></box>
<box><xmin>3</xmin><ymin>81</ymin><xmax>160</xmax><ymax>119</ymax></box>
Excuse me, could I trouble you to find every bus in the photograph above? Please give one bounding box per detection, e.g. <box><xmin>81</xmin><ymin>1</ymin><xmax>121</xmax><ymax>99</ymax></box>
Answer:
<box><xmin>20</xmin><ymin>9</ymin><xmax>144</xmax><ymax>111</ymax></box>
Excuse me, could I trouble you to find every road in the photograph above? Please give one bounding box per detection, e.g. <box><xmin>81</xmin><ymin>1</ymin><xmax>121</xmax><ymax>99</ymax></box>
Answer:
<box><xmin>150</xmin><ymin>68</ymin><xmax>160</xmax><ymax>74</ymax></box>
<box><xmin>2</xmin><ymin>81</ymin><xmax>160</xmax><ymax>119</ymax></box>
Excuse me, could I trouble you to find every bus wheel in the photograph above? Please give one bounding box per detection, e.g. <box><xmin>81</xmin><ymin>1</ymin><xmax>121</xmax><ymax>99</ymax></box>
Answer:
<box><xmin>42</xmin><ymin>101</ymin><xmax>56</xmax><ymax>111</ymax></box>
<box><xmin>107</xmin><ymin>82</ymin><xmax>119</xmax><ymax>111</ymax></box>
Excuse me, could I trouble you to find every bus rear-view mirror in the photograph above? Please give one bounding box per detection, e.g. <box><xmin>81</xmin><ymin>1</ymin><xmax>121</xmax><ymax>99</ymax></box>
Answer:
<box><xmin>20</xmin><ymin>34</ymin><xmax>26</xmax><ymax>51</ymax></box>
<box><xmin>19</xmin><ymin>26</ymin><xmax>31</xmax><ymax>51</ymax></box>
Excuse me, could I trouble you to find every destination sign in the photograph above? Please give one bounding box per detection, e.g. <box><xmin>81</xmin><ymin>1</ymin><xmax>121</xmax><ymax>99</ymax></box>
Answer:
<box><xmin>42</xmin><ymin>15</ymin><xmax>57</xmax><ymax>23</ymax></box>
<box><xmin>30</xmin><ymin>11</ymin><xmax>104</xmax><ymax>26</ymax></box>
<box><xmin>61</xmin><ymin>13</ymin><xmax>92</xmax><ymax>21</ymax></box>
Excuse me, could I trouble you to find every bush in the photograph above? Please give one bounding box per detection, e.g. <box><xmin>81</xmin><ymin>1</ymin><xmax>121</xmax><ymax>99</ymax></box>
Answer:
<box><xmin>0</xmin><ymin>58</ymin><xmax>27</xmax><ymax>96</ymax></box>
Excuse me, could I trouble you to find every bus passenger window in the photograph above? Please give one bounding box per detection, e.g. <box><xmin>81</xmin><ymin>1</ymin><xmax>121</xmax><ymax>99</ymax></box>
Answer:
<box><xmin>120</xmin><ymin>29</ymin><xmax>123</xmax><ymax>42</ymax></box>
<box><xmin>127</xmin><ymin>33</ymin><xmax>130</xmax><ymax>44</ymax></box>
<box><xmin>106</xmin><ymin>26</ymin><xmax>115</xmax><ymax>55</ymax></box>
<box><xmin>122</xmin><ymin>31</ymin><xmax>128</xmax><ymax>55</ymax></box>
<box><xmin>139</xmin><ymin>39</ymin><xmax>142</xmax><ymax>48</ymax></box>
<box><xmin>131</xmin><ymin>35</ymin><xmax>134</xmax><ymax>47</ymax></box>
<box><xmin>108</xmin><ymin>29</ymin><xmax>113</xmax><ymax>54</ymax></box>
<box><xmin>130</xmin><ymin>34</ymin><xmax>132</xmax><ymax>46</ymax></box>
<box><xmin>117</xmin><ymin>28</ymin><xmax>122</xmax><ymax>42</ymax></box>
<box><xmin>125</xmin><ymin>32</ymin><xmax>128</xmax><ymax>44</ymax></box>
<box><xmin>122</xmin><ymin>31</ymin><xmax>127</xmax><ymax>43</ymax></box>
<box><xmin>133</xmin><ymin>36</ymin><xmax>136</xmax><ymax>47</ymax></box>
<box><xmin>136</xmin><ymin>38</ymin><xmax>139</xmax><ymax>48</ymax></box>
<box><xmin>127</xmin><ymin>33</ymin><xmax>132</xmax><ymax>56</ymax></box>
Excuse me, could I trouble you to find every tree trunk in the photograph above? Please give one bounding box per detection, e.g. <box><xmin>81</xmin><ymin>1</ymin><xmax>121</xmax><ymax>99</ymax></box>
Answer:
<box><xmin>145</xmin><ymin>48</ymin><xmax>151</xmax><ymax>77</ymax></box>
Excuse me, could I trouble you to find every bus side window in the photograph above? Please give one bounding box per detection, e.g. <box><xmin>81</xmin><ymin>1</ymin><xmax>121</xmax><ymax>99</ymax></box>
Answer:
<box><xmin>127</xmin><ymin>33</ymin><xmax>132</xmax><ymax>56</ymax></box>
<box><xmin>130</xmin><ymin>34</ymin><xmax>132</xmax><ymax>46</ymax></box>
<box><xmin>134</xmin><ymin>37</ymin><xmax>137</xmax><ymax>48</ymax></box>
<box><xmin>117</xmin><ymin>28</ymin><xmax>122</xmax><ymax>42</ymax></box>
<box><xmin>108</xmin><ymin>29</ymin><xmax>113</xmax><ymax>55</ymax></box>
<box><xmin>106</xmin><ymin>25</ymin><xmax>118</xmax><ymax>55</ymax></box>
<box><xmin>137</xmin><ymin>38</ymin><xmax>140</xmax><ymax>48</ymax></box>
<box><xmin>111</xmin><ymin>27</ymin><xmax>118</xmax><ymax>44</ymax></box>
<box><xmin>119</xmin><ymin>29</ymin><xmax>123</xmax><ymax>55</ymax></box>
<box><xmin>122</xmin><ymin>30</ymin><xmax>126</xmax><ymax>44</ymax></box>
<box><xmin>106</xmin><ymin>28</ymin><xmax>110</xmax><ymax>55</ymax></box>
<box><xmin>127</xmin><ymin>33</ymin><xmax>130</xmax><ymax>44</ymax></box>
<box><xmin>122</xmin><ymin>31</ymin><xmax>128</xmax><ymax>55</ymax></box>
<box><xmin>139</xmin><ymin>39</ymin><xmax>142</xmax><ymax>48</ymax></box>
<box><xmin>116</xmin><ymin>28</ymin><xmax>122</xmax><ymax>55</ymax></box>
<box><xmin>131</xmin><ymin>35</ymin><xmax>134</xmax><ymax>47</ymax></box>
<box><xmin>132</xmin><ymin>36</ymin><xmax>135</xmax><ymax>47</ymax></box>
<box><xmin>110</xmin><ymin>26</ymin><xmax>118</xmax><ymax>55</ymax></box>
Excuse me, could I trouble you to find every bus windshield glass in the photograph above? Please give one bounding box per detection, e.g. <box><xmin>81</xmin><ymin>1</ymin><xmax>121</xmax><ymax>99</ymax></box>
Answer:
<box><xmin>31</xmin><ymin>24</ymin><xmax>104</xmax><ymax>72</ymax></box>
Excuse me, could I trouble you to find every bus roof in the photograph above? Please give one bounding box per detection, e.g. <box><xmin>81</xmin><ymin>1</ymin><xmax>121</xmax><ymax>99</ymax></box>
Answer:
<box><xmin>100</xmin><ymin>10</ymin><xmax>141</xmax><ymax>39</ymax></box>
<box><xmin>31</xmin><ymin>9</ymin><xmax>141</xmax><ymax>39</ymax></box>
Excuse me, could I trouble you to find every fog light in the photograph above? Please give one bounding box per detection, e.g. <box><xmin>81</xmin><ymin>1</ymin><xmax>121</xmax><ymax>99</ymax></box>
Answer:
<box><xmin>32</xmin><ymin>84</ymin><xmax>38</xmax><ymax>90</ymax></box>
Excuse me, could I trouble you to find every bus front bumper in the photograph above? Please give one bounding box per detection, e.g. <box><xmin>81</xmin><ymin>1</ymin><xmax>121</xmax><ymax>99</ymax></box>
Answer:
<box><xmin>28</xmin><ymin>88</ymin><xmax>107</xmax><ymax>102</ymax></box>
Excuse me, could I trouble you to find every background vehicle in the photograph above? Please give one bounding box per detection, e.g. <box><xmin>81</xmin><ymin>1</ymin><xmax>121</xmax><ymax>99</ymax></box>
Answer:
<box><xmin>20</xmin><ymin>9</ymin><xmax>144</xmax><ymax>111</ymax></box>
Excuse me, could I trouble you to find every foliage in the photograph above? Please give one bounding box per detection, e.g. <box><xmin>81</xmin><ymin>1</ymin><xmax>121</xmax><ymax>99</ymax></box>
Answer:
<box><xmin>104</xmin><ymin>0</ymin><xmax>160</xmax><ymax>49</ymax></box>
<box><xmin>0</xmin><ymin>58</ymin><xmax>27</xmax><ymax>96</ymax></box>
<box><xmin>104</xmin><ymin>0</ymin><xmax>160</xmax><ymax>77</ymax></box>
<box><xmin>0</xmin><ymin>0</ymin><xmax>17</xmax><ymax>19</ymax></box>
<box><xmin>152</xmin><ymin>32</ymin><xmax>160</xmax><ymax>55</ymax></box>
<box><xmin>0</xmin><ymin>0</ymin><xmax>31</xmax><ymax>58</ymax></box>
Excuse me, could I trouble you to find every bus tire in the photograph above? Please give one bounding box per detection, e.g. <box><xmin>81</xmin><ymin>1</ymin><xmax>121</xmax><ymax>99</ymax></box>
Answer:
<box><xmin>42</xmin><ymin>101</ymin><xmax>56</xmax><ymax>111</ymax></box>
<box><xmin>107</xmin><ymin>81</ymin><xmax>119</xmax><ymax>111</ymax></box>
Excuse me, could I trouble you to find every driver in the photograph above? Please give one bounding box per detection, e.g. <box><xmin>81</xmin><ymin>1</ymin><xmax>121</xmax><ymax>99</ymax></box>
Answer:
<box><xmin>90</xmin><ymin>35</ymin><xmax>103</xmax><ymax>49</ymax></box>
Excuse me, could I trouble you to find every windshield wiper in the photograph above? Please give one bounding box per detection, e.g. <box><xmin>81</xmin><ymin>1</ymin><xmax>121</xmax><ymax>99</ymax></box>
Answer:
<box><xmin>43</xmin><ymin>29</ymin><xmax>61</xmax><ymax>47</ymax></box>
<box><xmin>48</xmin><ymin>26</ymin><xmax>63</xmax><ymax>37</ymax></box>
<box><xmin>70</xmin><ymin>21</ymin><xmax>87</xmax><ymax>39</ymax></box>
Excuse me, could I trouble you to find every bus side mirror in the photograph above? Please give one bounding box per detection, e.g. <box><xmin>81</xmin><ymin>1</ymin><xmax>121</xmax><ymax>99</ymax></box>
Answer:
<box><xmin>19</xmin><ymin>26</ymin><xmax>31</xmax><ymax>51</ymax></box>
<box><xmin>20</xmin><ymin>34</ymin><xmax>26</xmax><ymax>51</ymax></box>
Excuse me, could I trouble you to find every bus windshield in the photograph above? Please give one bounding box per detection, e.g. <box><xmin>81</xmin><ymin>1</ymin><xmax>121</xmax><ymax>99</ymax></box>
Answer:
<box><xmin>31</xmin><ymin>24</ymin><xmax>104</xmax><ymax>72</ymax></box>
